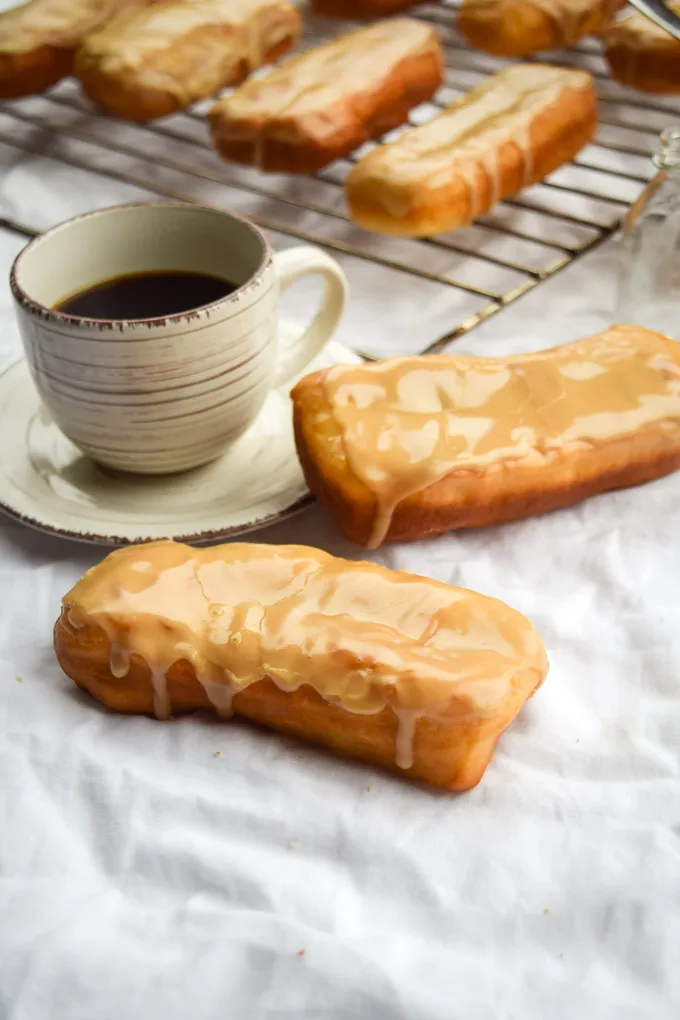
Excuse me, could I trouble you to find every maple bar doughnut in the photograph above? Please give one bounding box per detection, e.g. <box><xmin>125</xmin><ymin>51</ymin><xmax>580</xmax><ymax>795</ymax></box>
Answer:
<box><xmin>603</xmin><ymin>5</ymin><xmax>680</xmax><ymax>95</ymax></box>
<box><xmin>75</xmin><ymin>0</ymin><xmax>301</xmax><ymax>122</ymax></box>
<box><xmin>208</xmin><ymin>19</ymin><xmax>443</xmax><ymax>174</ymax></box>
<box><xmin>346</xmin><ymin>63</ymin><xmax>596</xmax><ymax>237</ymax></box>
<box><xmin>54</xmin><ymin>541</ymin><xmax>548</xmax><ymax>791</ymax></box>
<box><xmin>457</xmin><ymin>0</ymin><xmax>621</xmax><ymax>57</ymax></box>
<box><xmin>309</xmin><ymin>0</ymin><xmax>428</xmax><ymax>18</ymax></box>
<box><xmin>291</xmin><ymin>325</ymin><xmax>680</xmax><ymax>548</ymax></box>
<box><xmin>0</xmin><ymin>0</ymin><xmax>158</xmax><ymax>99</ymax></box>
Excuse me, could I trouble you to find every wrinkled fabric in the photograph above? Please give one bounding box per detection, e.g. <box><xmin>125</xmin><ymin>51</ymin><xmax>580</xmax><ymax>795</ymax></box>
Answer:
<box><xmin>1</xmin><ymin>140</ymin><xmax>680</xmax><ymax>1018</ymax></box>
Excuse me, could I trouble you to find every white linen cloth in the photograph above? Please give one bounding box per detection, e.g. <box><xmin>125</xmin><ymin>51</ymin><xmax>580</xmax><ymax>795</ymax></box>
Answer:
<box><xmin>1</xmin><ymin>50</ymin><xmax>680</xmax><ymax>1020</ymax></box>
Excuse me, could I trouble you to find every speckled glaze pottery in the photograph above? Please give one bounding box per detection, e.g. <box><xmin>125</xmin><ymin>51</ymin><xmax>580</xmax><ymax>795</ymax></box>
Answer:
<box><xmin>10</xmin><ymin>202</ymin><xmax>348</xmax><ymax>473</ymax></box>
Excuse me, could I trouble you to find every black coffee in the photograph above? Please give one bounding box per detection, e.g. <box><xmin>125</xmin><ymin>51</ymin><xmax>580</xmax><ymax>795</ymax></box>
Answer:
<box><xmin>55</xmin><ymin>270</ymin><xmax>237</xmax><ymax>320</ymax></box>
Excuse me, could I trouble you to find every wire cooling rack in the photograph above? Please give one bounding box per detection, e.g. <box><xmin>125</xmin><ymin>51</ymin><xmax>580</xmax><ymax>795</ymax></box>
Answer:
<box><xmin>0</xmin><ymin>0</ymin><xmax>678</xmax><ymax>358</ymax></box>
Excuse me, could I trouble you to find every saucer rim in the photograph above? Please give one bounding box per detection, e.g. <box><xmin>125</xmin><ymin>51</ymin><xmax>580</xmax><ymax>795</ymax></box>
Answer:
<box><xmin>0</xmin><ymin>484</ymin><xmax>315</xmax><ymax>547</ymax></box>
<box><xmin>0</xmin><ymin>338</ymin><xmax>359</xmax><ymax>546</ymax></box>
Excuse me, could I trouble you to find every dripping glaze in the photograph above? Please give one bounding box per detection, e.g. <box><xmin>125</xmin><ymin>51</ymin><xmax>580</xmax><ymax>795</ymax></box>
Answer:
<box><xmin>346</xmin><ymin>63</ymin><xmax>590</xmax><ymax>224</ymax></box>
<box><xmin>62</xmin><ymin>541</ymin><xmax>547</xmax><ymax>770</ymax></box>
<box><xmin>79</xmin><ymin>0</ymin><xmax>297</xmax><ymax>103</ymax></box>
<box><xmin>323</xmin><ymin>325</ymin><xmax>680</xmax><ymax>548</ymax></box>
<box><xmin>209</xmin><ymin>18</ymin><xmax>438</xmax><ymax>140</ymax></box>
<box><xmin>0</xmin><ymin>0</ymin><xmax>145</xmax><ymax>53</ymax></box>
<box><xmin>463</xmin><ymin>0</ymin><xmax>619</xmax><ymax>47</ymax></box>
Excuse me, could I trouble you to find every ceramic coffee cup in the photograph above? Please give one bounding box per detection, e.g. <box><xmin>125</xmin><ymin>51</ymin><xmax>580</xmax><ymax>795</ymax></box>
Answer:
<box><xmin>10</xmin><ymin>202</ymin><xmax>348</xmax><ymax>474</ymax></box>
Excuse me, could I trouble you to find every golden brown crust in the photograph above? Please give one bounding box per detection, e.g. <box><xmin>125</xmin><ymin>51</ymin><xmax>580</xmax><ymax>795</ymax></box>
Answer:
<box><xmin>346</xmin><ymin>64</ymin><xmax>597</xmax><ymax>237</ymax></box>
<box><xmin>54</xmin><ymin>612</ymin><xmax>543</xmax><ymax>791</ymax></box>
<box><xmin>457</xmin><ymin>0</ymin><xmax>621</xmax><ymax>57</ymax></box>
<box><xmin>208</xmin><ymin>19</ymin><xmax>444</xmax><ymax>174</ymax></box>
<box><xmin>0</xmin><ymin>0</ymin><xmax>155</xmax><ymax>99</ymax></box>
<box><xmin>603</xmin><ymin>8</ymin><xmax>680</xmax><ymax>95</ymax></box>
<box><xmin>290</xmin><ymin>333</ymin><xmax>680</xmax><ymax>547</ymax></box>
<box><xmin>75</xmin><ymin>0</ymin><xmax>301</xmax><ymax>122</ymax></box>
<box><xmin>0</xmin><ymin>43</ymin><xmax>72</xmax><ymax>97</ymax></box>
<box><xmin>309</xmin><ymin>0</ymin><xmax>427</xmax><ymax>17</ymax></box>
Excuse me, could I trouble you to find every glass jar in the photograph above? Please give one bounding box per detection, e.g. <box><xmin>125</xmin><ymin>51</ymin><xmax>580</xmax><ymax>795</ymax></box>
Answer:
<box><xmin>617</xmin><ymin>127</ymin><xmax>680</xmax><ymax>340</ymax></box>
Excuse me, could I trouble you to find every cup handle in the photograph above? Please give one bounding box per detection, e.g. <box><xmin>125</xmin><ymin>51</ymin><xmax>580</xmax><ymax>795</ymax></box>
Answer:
<box><xmin>273</xmin><ymin>245</ymin><xmax>348</xmax><ymax>387</ymax></box>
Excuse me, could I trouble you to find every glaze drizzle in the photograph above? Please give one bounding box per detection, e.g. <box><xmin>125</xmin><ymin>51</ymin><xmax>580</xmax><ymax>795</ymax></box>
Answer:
<box><xmin>63</xmin><ymin>541</ymin><xmax>547</xmax><ymax>769</ymax></box>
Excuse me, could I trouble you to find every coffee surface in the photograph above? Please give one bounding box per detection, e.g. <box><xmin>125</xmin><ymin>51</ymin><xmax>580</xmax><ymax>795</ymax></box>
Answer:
<box><xmin>56</xmin><ymin>270</ymin><xmax>236</xmax><ymax>320</ymax></box>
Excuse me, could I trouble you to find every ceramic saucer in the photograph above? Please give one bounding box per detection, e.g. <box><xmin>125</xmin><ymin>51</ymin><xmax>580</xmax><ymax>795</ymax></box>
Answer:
<box><xmin>0</xmin><ymin>326</ymin><xmax>361</xmax><ymax>545</ymax></box>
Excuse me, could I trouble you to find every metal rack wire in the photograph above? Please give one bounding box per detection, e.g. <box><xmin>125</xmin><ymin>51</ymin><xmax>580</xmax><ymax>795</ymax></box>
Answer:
<box><xmin>0</xmin><ymin>0</ymin><xmax>678</xmax><ymax>357</ymax></box>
